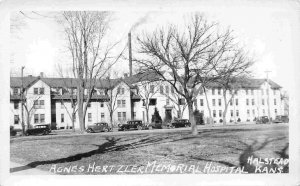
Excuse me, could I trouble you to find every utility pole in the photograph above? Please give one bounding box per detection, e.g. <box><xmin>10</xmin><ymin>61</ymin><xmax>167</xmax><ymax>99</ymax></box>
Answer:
<box><xmin>21</xmin><ymin>66</ymin><xmax>25</xmax><ymax>135</ymax></box>
<box><xmin>265</xmin><ymin>70</ymin><xmax>271</xmax><ymax>124</ymax></box>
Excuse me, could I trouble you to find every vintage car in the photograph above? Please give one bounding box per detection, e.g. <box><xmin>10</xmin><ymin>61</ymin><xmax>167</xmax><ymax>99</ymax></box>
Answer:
<box><xmin>170</xmin><ymin>119</ymin><xmax>191</xmax><ymax>128</ymax></box>
<box><xmin>256</xmin><ymin>116</ymin><xmax>270</xmax><ymax>124</ymax></box>
<box><xmin>86</xmin><ymin>122</ymin><xmax>112</xmax><ymax>133</ymax></box>
<box><xmin>25</xmin><ymin>124</ymin><xmax>51</xmax><ymax>136</ymax></box>
<box><xmin>273</xmin><ymin>115</ymin><xmax>289</xmax><ymax>123</ymax></box>
<box><xmin>118</xmin><ymin>120</ymin><xmax>145</xmax><ymax>131</ymax></box>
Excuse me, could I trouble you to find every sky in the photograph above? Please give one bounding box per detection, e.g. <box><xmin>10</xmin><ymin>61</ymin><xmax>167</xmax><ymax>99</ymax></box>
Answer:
<box><xmin>10</xmin><ymin>6</ymin><xmax>299</xmax><ymax>94</ymax></box>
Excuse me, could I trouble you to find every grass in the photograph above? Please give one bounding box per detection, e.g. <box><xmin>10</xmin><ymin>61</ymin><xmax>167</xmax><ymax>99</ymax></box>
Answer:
<box><xmin>10</xmin><ymin>124</ymin><xmax>289</xmax><ymax>175</ymax></box>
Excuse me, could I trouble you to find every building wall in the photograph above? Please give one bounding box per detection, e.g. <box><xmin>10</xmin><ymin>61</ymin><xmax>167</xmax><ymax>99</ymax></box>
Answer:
<box><xmin>10</xmin><ymin>80</ymin><xmax>51</xmax><ymax>129</ymax></box>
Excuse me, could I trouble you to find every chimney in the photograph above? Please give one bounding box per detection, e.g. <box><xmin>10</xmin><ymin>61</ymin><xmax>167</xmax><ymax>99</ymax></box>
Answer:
<box><xmin>40</xmin><ymin>72</ymin><xmax>44</xmax><ymax>78</ymax></box>
<box><xmin>128</xmin><ymin>32</ymin><xmax>132</xmax><ymax>77</ymax></box>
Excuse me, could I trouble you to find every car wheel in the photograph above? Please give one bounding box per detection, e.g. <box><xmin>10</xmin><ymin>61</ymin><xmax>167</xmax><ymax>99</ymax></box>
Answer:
<box><xmin>43</xmin><ymin>130</ymin><xmax>49</xmax><ymax>135</ymax></box>
<box><xmin>25</xmin><ymin>132</ymin><xmax>29</xmax><ymax>136</ymax></box>
<box><xmin>104</xmin><ymin>128</ymin><xmax>108</xmax><ymax>132</ymax></box>
<box><xmin>137</xmin><ymin>125</ymin><xmax>142</xmax><ymax>130</ymax></box>
<box><xmin>87</xmin><ymin>128</ymin><xmax>93</xmax><ymax>133</ymax></box>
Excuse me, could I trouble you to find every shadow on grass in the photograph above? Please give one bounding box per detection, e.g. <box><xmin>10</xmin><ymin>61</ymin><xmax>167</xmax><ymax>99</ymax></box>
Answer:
<box><xmin>10</xmin><ymin>126</ymin><xmax>288</xmax><ymax>174</ymax></box>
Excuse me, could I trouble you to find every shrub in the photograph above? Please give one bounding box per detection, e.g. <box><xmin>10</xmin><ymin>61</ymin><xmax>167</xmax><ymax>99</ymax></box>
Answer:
<box><xmin>219</xmin><ymin>119</ymin><xmax>223</xmax><ymax>123</ymax></box>
<box><xmin>193</xmin><ymin>109</ymin><xmax>204</xmax><ymax>125</ymax></box>
<box><xmin>237</xmin><ymin>118</ymin><xmax>241</xmax><ymax>122</ymax></box>
<box><xmin>151</xmin><ymin>107</ymin><xmax>162</xmax><ymax>123</ymax></box>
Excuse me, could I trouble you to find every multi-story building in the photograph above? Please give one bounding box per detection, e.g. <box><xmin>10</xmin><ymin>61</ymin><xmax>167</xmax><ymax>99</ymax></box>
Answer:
<box><xmin>10</xmin><ymin>72</ymin><xmax>284</xmax><ymax>129</ymax></box>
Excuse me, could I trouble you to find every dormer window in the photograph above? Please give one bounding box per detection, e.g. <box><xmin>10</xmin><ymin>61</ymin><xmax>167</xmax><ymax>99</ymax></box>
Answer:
<box><xmin>13</xmin><ymin>88</ymin><xmax>19</xmax><ymax>95</ymax></box>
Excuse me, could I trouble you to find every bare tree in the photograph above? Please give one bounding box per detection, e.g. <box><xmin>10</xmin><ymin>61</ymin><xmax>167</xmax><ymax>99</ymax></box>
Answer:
<box><xmin>162</xmin><ymin>85</ymin><xmax>187</xmax><ymax>119</ymax></box>
<box><xmin>135</xmin><ymin>14</ymin><xmax>235</xmax><ymax>135</ymax></box>
<box><xmin>60</xmin><ymin>11</ymin><xmax>124</xmax><ymax>132</ymax></box>
<box><xmin>104</xmin><ymin>72</ymin><xmax>124</xmax><ymax>128</ymax></box>
<box><xmin>136</xmin><ymin>80</ymin><xmax>161</xmax><ymax>123</ymax></box>
<box><xmin>214</xmin><ymin>48</ymin><xmax>254</xmax><ymax>124</ymax></box>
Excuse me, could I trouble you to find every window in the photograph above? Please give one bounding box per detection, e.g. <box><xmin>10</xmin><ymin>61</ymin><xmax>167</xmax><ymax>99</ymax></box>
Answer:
<box><xmin>230</xmin><ymin>110</ymin><xmax>233</xmax><ymax>117</ymax></box>
<box><xmin>165</xmin><ymin>86</ymin><xmax>169</xmax><ymax>94</ymax></box>
<box><xmin>230</xmin><ymin>99</ymin><xmax>233</xmax><ymax>106</ymax></box>
<box><xmin>247</xmin><ymin>110</ymin><xmax>250</xmax><ymax>117</ymax></box>
<box><xmin>150</xmin><ymin>85</ymin><xmax>154</xmax><ymax>93</ymax></box>
<box><xmin>40</xmin><ymin>100</ymin><xmax>44</xmax><ymax>107</ymax></box>
<box><xmin>122</xmin><ymin>112</ymin><xmax>126</xmax><ymax>120</ymax></box>
<box><xmin>171</xmin><ymin>87</ymin><xmax>175</xmax><ymax>94</ymax></box>
<box><xmin>235</xmin><ymin>99</ymin><xmax>238</xmax><ymax>106</ymax></box>
<box><xmin>117</xmin><ymin>100</ymin><xmax>121</xmax><ymax>107</ymax></box>
<box><xmin>149</xmin><ymin>99</ymin><xmax>157</xmax><ymax>105</ymax></box>
<box><xmin>87</xmin><ymin>102</ymin><xmax>91</xmax><ymax>107</ymax></box>
<box><xmin>212</xmin><ymin>99</ymin><xmax>216</xmax><ymax>106</ymax></box>
<box><xmin>88</xmin><ymin>113</ymin><xmax>92</xmax><ymax>122</ymax></box>
<box><xmin>251</xmin><ymin>89</ymin><xmax>254</xmax><ymax>95</ymax></box>
<box><xmin>100</xmin><ymin>102</ymin><xmax>104</xmax><ymax>107</ymax></box>
<box><xmin>236</xmin><ymin>110</ymin><xmax>239</xmax><ymax>117</ymax></box>
<box><xmin>218</xmin><ymin>99</ymin><xmax>221</xmax><ymax>106</ymax></box>
<box><xmin>13</xmin><ymin>88</ymin><xmax>18</xmax><ymax>95</ymax></box>
<box><xmin>34</xmin><ymin>88</ymin><xmax>38</xmax><ymax>95</ymax></box>
<box><xmin>275</xmin><ymin>109</ymin><xmax>277</xmax><ymax>115</ymax></box>
<box><xmin>101</xmin><ymin>113</ymin><xmax>105</xmax><ymax>121</ymax></box>
<box><xmin>34</xmin><ymin>114</ymin><xmax>39</xmax><ymax>123</ymax></box>
<box><xmin>118</xmin><ymin>112</ymin><xmax>122</xmax><ymax>121</ymax></box>
<box><xmin>262</xmin><ymin>99</ymin><xmax>265</xmax><ymax>105</ymax></box>
<box><xmin>252</xmin><ymin>99</ymin><xmax>255</xmax><ymax>105</ymax></box>
<box><xmin>14</xmin><ymin>115</ymin><xmax>19</xmax><ymax>125</ymax></box>
<box><xmin>212</xmin><ymin>88</ymin><xmax>215</xmax><ymax>95</ymax></box>
<box><xmin>122</xmin><ymin>100</ymin><xmax>126</xmax><ymax>108</ymax></box>
<box><xmin>40</xmin><ymin>114</ymin><xmax>45</xmax><ymax>123</ymax></box>
<box><xmin>246</xmin><ymin>99</ymin><xmax>249</xmax><ymax>106</ymax></box>
<box><xmin>39</xmin><ymin>88</ymin><xmax>44</xmax><ymax>95</ymax></box>
<box><xmin>274</xmin><ymin>99</ymin><xmax>277</xmax><ymax>105</ymax></box>
<box><xmin>246</xmin><ymin>89</ymin><xmax>248</xmax><ymax>95</ymax></box>
<box><xmin>133</xmin><ymin>112</ymin><xmax>136</xmax><ymax>119</ymax></box>
<box><xmin>166</xmin><ymin>99</ymin><xmax>170</xmax><ymax>105</ymax></box>
<box><xmin>218</xmin><ymin>88</ymin><xmax>221</xmax><ymax>95</ymax></box>
<box><xmin>219</xmin><ymin>110</ymin><xmax>222</xmax><ymax>117</ymax></box>
<box><xmin>178</xmin><ymin>98</ymin><xmax>185</xmax><ymax>105</ymax></box>
<box><xmin>199</xmin><ymin>88</ymin><xmax>204</xmax><ymax>95</ymax></box>
<box><xmin>160</xmin><ymin>86</ymin><xmax>164</xmax><ymax>94</ymax></box>
<box><xmin>117</xmin><ymin>87</ymin><xmax>121</xmax><ymax>94</ymax></box>
<box><xmin>200</xmin><ymin>99</ymin><xmax>204</xmax><ymax>106</ymax></box>
<box><xmin>213</xmin><ymin>110</ymin><xmax>216</xmax><ymax>117</ymax></box>
<box><xmin>121</xmin><ymin>88</ymin><xmax>125</xmax><ymax>95</ymax></box>
<box><xmin>14</xmin><ymin>102</ymin><xmax>19</xmax><ymax>109</ymax></box>
<box><xmin>34</xmin><ymin>100</ymin><xmax>39</xmax><ymax>107</ymax></box>
<box><xmin>61</xmin><ymin>114</ymin><xmax>64</xmax><ymax>123</ymax></box>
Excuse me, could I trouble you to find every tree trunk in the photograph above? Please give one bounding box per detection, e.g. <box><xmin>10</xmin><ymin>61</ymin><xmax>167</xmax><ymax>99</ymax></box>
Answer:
<box><xmin>145</xmin><ymin>106</ymin><xmax>149</xmax><ymax>123</ymax></box>
<box><xmin>187</xmin><ymin>100</ymin><xmax>197</xmax><ymax>135</ymax></box>
<box><xmin>203</xmin><ymin>87</ymin><xmax>213</xmax><ymax>124</ymax></box>
<box><xmin>77</xmin><ymin>84</ymin><xmax>85</xmax><ymax>132</ymax></box>
<box><xmin>222</xmin><ymin>90</ymin><xmax>228</xmax><ymax>125</ymax></box>
<box><xmin>71</xmin><ymin>113</ymin><xmax>75</xmax><ymax>132</ymax></box>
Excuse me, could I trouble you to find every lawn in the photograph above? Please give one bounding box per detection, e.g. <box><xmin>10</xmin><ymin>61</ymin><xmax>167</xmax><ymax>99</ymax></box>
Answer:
<box><xmin>10</xmin><ymin>124</ymin><xmax>289</xmax><ymax>175</ymax></box>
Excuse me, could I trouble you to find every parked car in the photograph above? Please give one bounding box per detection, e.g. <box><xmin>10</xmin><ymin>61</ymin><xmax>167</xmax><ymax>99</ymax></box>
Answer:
<box><xmin>118</xmin><ymin>120</ymin><xmax>145</xmax><ymax>131</ymax></box>
<box><xmin>25</xmin><ymin>124</ymin><xmax>51</xmax><ymax>136</ymax></box>
<box><xmin>170</xmin><ymin>119</ymin><xmax>191</xmax><ymax>128</ymax></box>
<box><xmin>86</xmin><ymin>122</ymin><xmax>112</xmax><ymax>133</ymax></box>
<box><xmin>273</xmin><ymin>115</ymin><xmax>289</xmax><ymax>123</ymax></box>
<box><xmin>256</xmin><ymin>116</ymin><xmax>269</xmax><ymax>124</ymax></box>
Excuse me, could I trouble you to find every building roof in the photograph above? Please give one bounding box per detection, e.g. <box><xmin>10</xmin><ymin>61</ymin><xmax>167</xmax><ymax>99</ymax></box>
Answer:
<box><xmin>10</xmin><ymin>74</ymin><xmax>281</xmax><ymax>90</ymax></box>
<box><xmin>10</xmin><ymin>76</ymin><xmax>39</xmax><ymax>88</ymax></box>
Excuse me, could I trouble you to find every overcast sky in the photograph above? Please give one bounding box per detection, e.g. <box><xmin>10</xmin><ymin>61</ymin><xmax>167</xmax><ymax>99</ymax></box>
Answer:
<box><xmin>10</xmin><ymin>6</ymin><xmax>299</xmax><ymax>94</ymax></box>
